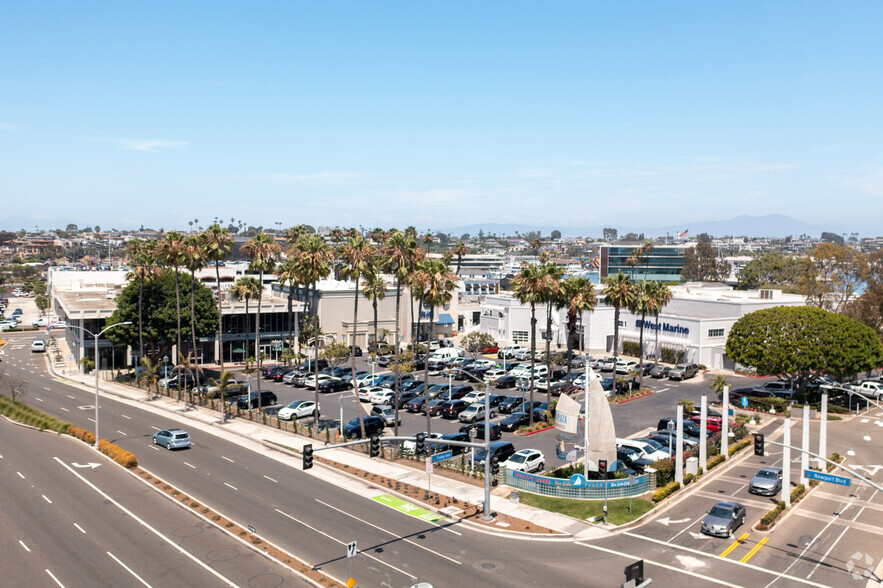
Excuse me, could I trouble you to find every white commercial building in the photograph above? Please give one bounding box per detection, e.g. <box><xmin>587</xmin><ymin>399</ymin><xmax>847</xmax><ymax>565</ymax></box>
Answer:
<box><xmin>479</xmin><ymin>283</ymin><xmax>805</xmax><ymax>369</ymax></box>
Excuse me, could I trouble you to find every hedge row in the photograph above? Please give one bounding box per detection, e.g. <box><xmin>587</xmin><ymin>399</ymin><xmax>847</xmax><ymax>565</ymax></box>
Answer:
<box><xmin>652</xmin><ymin>481</ymin><xmax>681</xmax><ymax>503</ymax></box>
<box><xmin>759</xmin><ymin>501</ymin><xmax>787</xmax><ymax>528</ymax></box>
<box><xmin>98</xmin><ymin>439</ymin><xmax>138</xmax><ymax>468</ymax></box>
<box><xmin>0</xmin><ymin>394</ymin><xmax>70</xmax><ymax>433</ymax></box>
<box><xmin>790</xmin><ymin>484</ymin><xmax>806</xmax><ymax>503</ymax></box>
<box><xmin>66</xmin><ymin>425</ymin><xmax>96</xmax><ymax>446</ymax></box>
<box><xmin>728</xmin><ymin>437</ymin><xmax>751</xmax><ymax>456</ymax></box>
<box><xmin>706</xmin><ymin>454</ymin><xmax>726</xmax><ymax>470</ymax></box>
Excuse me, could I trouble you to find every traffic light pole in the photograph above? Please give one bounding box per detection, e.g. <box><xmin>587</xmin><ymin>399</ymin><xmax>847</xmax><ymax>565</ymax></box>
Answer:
<box><xmin>761</xmin><ymin>438</ymin><xmax>883</xmax><ymax>494</ymax></box>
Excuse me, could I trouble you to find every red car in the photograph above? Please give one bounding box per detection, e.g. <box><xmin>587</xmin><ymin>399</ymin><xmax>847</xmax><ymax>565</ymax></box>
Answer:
<box><xmin>690</xmin><ymin>415</ymin><xmax>723</xmax><ymax>433</ymax></box>
<box><xmin>481</xmin><ymin>345</ymin><xmax>500</xmax><ymax>354</ymax></box>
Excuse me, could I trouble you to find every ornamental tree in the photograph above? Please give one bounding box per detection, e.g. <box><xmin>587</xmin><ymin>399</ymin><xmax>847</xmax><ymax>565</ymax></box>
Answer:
<box><xmin>461</xmin><ymin>331</ymin><xmax>497</xmax><ymax>358</ymax></box>
<box><xmin>725</xmin><ymin>306</ymin><xmax>883</xmax><ymax>391</ymax></box>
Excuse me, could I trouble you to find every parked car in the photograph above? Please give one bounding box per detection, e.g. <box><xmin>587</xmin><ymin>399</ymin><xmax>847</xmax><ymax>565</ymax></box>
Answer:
<box><xmin>498</xmin><ymin>396</ymin><xmax>524</xmax><ymax>414</ymax></box>
<box><xmin>668</xmin><ymin>363</ymin><xmax>700</xmax><ymax>381</ymax></box>
<box><xmin>458</xmin><ymin>404</ymin><xmax>495</xmax><ymax>423</ymax></box>
<box><xmin>617</xmin><ymin>438</ymin><xmax>670</xmax><ymax>461</ymax></box>
<box><xmin>278</xmin><ymin>400</ymin><xmax>319</xmax><ymax>420</ymax></box>
<box><xmin>494</xmin><ymin>375</ymin><xmax>519</xmax><ymax>389</ymax></box>
<box><xmin>649</xmin><ymin>430</ymin><xmax>699</xmax><ymax>450</ymax></box>
<box><xmin>749</xmin><ymin>467</ymin><xmax>783</xmax><ymax>496</ymax></box>
<box><xmin>615</xmin><ymin>359</ymin><xmax>639</xmax><ymax>374</ymax></box>
<box><xmin>237</xmin><ymin>390</ymin><xmax>277</xmax><ymax>409</ymax></box>
<box><xmin>425</xmin><ymin>398</ymin><xmax>447</xmax><ymax>416</ymax></box>
<box><xmin>441</xmin><ymin>399</ymin><xmax>470</xmax><ymax>419</ymax></box>
<box><xmin>318</xmin><ymin>378</ymin><xmax>352</xmax><ymax>393</ymax></box>
<box><xmin>487</xmin><ymin>394</ymin><xmax>508</xmax><ymax>409</ymax></box>
<box><xmin>701</xmin><ymin>501</ymin><xmax>746</xmax><ymax>538</ymax></box>
<box><xmin>503</xmin><ymin>449</ymin><xmax>545</xmax><ymax>473</ymax></box>
<box><xmin>401</xmin><ymin>432</ymin><xmax>443</xmax><ymax>455</ymax></box>
<box><xmin>634</xmin><ymin>437</ymin><xmax>673</xmax><ymax>458</ymax></box>
<box><xmin>649</xmin><ymin>365</ymin><xmax>672</xmax><ymax>378</ymax></box>
<box><xmin>201</xmin><ymin>380</ymin><xmax>247</xmax><ymax>399</ymax></box>
<box><xmin>349</xmin><ymin>345</ymin><xmax>363</xmax><ymax>357</ymax></box>
<box><xmin>475</xmin><ymin>441</ymin><xmax>517</xmax><ymax>464</ymax></box>
<box><xmin>271</xmin><ymin>367</ymin><xmax>295</xmax><ymax>381</ymax></box>
<box><xmin>500</xmin><ymin>411</ymin><xmax>531</xmax><ymax>431</ymax></box>
<box><xmin>459</xmin><ymin>422</ymin><xmax>502</xmax><ymax>441</ymax></box>
<box><xmin>433</xmin><ymin>432</ymin><xmax>470</xmax><ymax>455</ymax></box>
<box><xmin>481</xmin><ymin>345</ymin><xmax>500</xmax><ymax>354</ymax></box>
<box><xmin>657</xmin><ymin>417</ymin><xmax>712</xmax><ymax>438</ymax></box>
<box><xmin>752</xmin><ymin>380</ymin><xmax>796</xmax><ymax>399</ymax></box>
<box><xmin>152</xmin><ymin>429</ymin><xmax>191</xmax><ymax>450</ymax></box>
<box><xmin>389</xmin><ymin>390</ymin><xmax>419</xmax><ymax>409</ymax></box>
<box><xmin>370</xmin><ymin>405</ymin><xmax>401</xmax><ymax>426</ymax></box>
<box><xmin>344</xmin><ymin>416</ymin><xmax>385</xmax><ymax>439</ymax></box>
<box><xmin>598</xmin><ymin>357</ymin><xmax>617</xmax><ymax>371</ymax></box>
<box><xmin>689</xmin><ymin>415</ymin><xmax>723</xmax><ymax>433</ymax></box>
<box><xmin>359</xmin><ymin>386</ymin><xmax>386</xmax><ymax>402</ymax></box>
<box><xmin>405</xmin><ymin>396</ymin><xmax>427</xmax><ymax>413</ymax></box>
<box><xmin>615</xmin><ymin>447</ymin><xmax>653</xmax><ymax>473</ymax></box>
<box><xmin>498</xmin><ymin>345</ymin><xmax>527</xmax><ymax>359</ymax></box>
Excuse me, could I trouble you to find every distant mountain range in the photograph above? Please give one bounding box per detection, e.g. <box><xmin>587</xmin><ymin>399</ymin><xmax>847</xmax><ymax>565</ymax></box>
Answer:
<box><xmin>0</xmin><ymin>213</ymin><xmax>841</xmax><ymax>239</ymax></box>
<box><xmin>443</xmin><ymin>214</ymin><xmax>829</xmax><ymax>239</ymax></box>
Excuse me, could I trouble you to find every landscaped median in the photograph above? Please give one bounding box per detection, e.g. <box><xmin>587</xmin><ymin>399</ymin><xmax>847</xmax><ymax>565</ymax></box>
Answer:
<box><xmin>755</xmin><ymin>453</ymin><xmax>842</xmax><ymax>531</ymax></box>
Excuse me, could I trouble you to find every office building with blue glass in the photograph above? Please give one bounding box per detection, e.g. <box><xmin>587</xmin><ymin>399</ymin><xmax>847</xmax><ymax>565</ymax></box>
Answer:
<box><xmin>600</xmin><ymin>244</ymin><xmax>693</xmax><ymax>282</ymax></box>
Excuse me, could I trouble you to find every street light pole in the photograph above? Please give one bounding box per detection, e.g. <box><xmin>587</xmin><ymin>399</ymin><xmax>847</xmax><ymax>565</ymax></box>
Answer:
<box><xmin>458</xmin><ymin>368</ymin><xmax>494</xmax><ymax>521</ymax></box>
<box><xmin>76</xmin><ymin>321</ymin><xmax>131</xmax><ymax>446</ymax></box>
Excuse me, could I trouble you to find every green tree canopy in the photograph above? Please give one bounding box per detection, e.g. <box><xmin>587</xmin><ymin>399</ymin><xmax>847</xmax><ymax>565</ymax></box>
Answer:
<box><xmin>725</xmin><ymin>306</ymin><xmax>883</xmax><ymax>391</ymax></box>
<box><xmin>681</xmin><ymin>242</ymin><xmax>725</xmax><ymax>282</ymax></box>
<box><xmin>106</xmin><ymin>269</ymin><xmax>219</xmax><ymax>361</ymax></box>
<box><xmin>461</xmin><ymin>331</ymin><xmax>497</xmax><ymax>358</ymax></box>
<box><xmin>736</xmin><ymin>252</ymin><xmax>807</xmax><ymax>290</ymax></box>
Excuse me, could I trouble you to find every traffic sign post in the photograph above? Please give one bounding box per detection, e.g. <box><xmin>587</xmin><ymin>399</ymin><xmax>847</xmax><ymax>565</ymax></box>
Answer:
<box><xmin>346</xmin><ymin>541</ymin><xmax>357</xmax><ymax>588</ymax></box>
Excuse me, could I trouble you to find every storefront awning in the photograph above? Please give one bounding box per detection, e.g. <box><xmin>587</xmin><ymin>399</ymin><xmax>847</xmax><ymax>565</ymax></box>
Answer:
<box><xmin>436</xmin><ymin>313</ymin><xmax>454</xmax><ymax>325</ymax></box>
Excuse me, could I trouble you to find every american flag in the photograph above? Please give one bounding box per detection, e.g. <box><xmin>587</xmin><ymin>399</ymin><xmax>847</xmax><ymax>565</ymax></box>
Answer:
<box><xmin>678</xmin><ymin>230</ymin><xmax>689</xmax><ymax>240</ymax></box>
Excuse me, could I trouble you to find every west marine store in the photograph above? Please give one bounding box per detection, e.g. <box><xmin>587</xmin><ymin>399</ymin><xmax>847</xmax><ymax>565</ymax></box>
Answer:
<box><xmin>615</xmin><ymin>283</ymin><xmax>805</xmax><ymax>370</ymax></box>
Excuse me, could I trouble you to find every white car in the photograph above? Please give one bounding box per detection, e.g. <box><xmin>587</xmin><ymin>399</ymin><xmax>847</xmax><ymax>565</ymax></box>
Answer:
<box><xmin>615</xmin><ymin>360</ymin><xmax>639</xmax><ymax>374</ymax></box>
<box><xmin>483</xmin><ymin>369</ymin><xmax>507</xmax><ymax>384</ymax></box>
<box><xmin>359</xmin><ymin>386</ymin><xmax>386</xmax><ymax>402</ymax></box>
<box><xmin>598</xmin><ymin>357</ymin><xmax>617</xmax><ymax>371</ymax></box>
<box><xmin>278</xmin><ymin>400</ymin><xmax>319</xmax><ymax>420</ymax></box>
<box><xmin>370</xmin><ymin>390</ymin><xmax>396</xmax><ymax>405</ymax></box>
<box><xmin>617</xmin><ymin>438</ymin><xmax>669</xmax><ymax>461</ymax></box>
<box><xmin>503</xmin><ymin>449</ymin><xmax>545</xmax><ymax>473</ymax></box>
<box><xmin>401</xmin><ymin>432</ymin><xmax>443</xmax><ymax>455</ymax></box>
<box><xmin>303</xmin><ymin>373</ymin><xmax>332</xmax><ymax>388</ymax></box>
<box><xmin>31</xmin><ymin>339</ymin><xmax>46</xmax><ymax>352</ymax></box>
<box><xmin>356</xmin><ymin>373</ymin><xmax>378</xmax><ymax>387</ymax></box>
<box><xmin>461</xmin><ymin>390</ymin><xmax>486</xmax><ymax>404</ymax></box>
<box><xmin>472</xmin><ymin>359</ymin><xmax>495</xmax><ymax>370</ymax></box>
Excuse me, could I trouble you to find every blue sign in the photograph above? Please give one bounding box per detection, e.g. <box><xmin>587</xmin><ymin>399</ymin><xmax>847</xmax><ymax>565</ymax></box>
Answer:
<box><xmin>569</xmin><ymin>474</ymin><xmax>588</xmax><ymax>487</ymax></box>
<box><xmin>728</xmin><ymin>408</ymin><xmax>734</xmax><ymax>416</ymax></box>
<box><xmin>741</xmin><ymin>396</ymin><xmax>749</xmax><ymax>408</ymax></box>
<box><xmin>512</xmin><ymin>470</ymin><xmax>645</xmax><ymax>489</ymax></box>
<box><xmin>804</xmin><ymin>469</ymin><xmax>850</xmax><ymax>486</ymax></box>
<box><xmin>431</xmin><ymin>450</ymin><xmax>453</xmax><ymax>464</ymax></box>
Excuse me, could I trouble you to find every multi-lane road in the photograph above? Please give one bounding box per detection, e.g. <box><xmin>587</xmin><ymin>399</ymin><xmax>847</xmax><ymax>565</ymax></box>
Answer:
<box><xmin>1</xmin><ymin>330</ymin><xmax>881</xmax><ymax>587</ymax></box>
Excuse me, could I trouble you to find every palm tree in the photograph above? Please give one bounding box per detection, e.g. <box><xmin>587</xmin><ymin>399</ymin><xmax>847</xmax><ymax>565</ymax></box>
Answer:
<box><xmin>340</xmin><ymin>234</ymin><xmax>374</xmax><ymax>439</ymax></box>
<box><xmin>452</xmin><ymin>240</ymin><xmax>468</xmax><ymax>275</ymax></box>
<box><xmin>201</xmin><ymin>223</ymin><xmax>233</xmax><ymax>367</ymax></box>
<box><xmin>710</xmin><ymin>374</ymin><xmax>730</xmax><ymax>400</ymax></box>
<box><xmin>241</xmin><ymin>233</ymin><xmax>281</xmax><ymax>384</ymax></box>
<box><xmin>159</xmin><ymin>231</ymin><xmax>187</xmax><ymax>362</ymax></box>
<box><xmin>381</xmin><ymin>231</ymin><xmax>420</xmax><ymax>425</ymax></box>
<box><xmin>183</xmin><ymin>235</ymin><xmax>206</xmax><ymax>390</ymax></box>
<box><xmin>648</xmin><ymin>282</ymin><xmax>673</xmax><ymax>363</ymax></box>
<box><xmin>630</xmin><ymin>281</ymin><xmax>654</xmax><ymax>390</ymax></box>
<box><xmin>231</xmin><ymin>277</ymin><xmax>260</xmax><ymax>366</ymax></box>
<box><xmin>541</xmin><ymin>261</ymin><xmax>564</xmax><ymax>403</ymax></box>
<box><xmin>557</xmin><ymin>276</ymin><xmax>596</xmax><ymax>388</ymax></box>
<box><xmin>511</xmin><ymin>263</ymin><xmax>549</xmax><ymax>426</ymax></box>
<box><xmin>362</xmin><ymin>270</ymin><xmax>387</xmax><ymax>360</ymax></box>
<box><xmin>208</xmin><ymin>369</ymin><xmax>237</xmax><ymax>420</ymax></box>
<box><xmin>274</xmin><ymin>257</ymin><xmax>300</xmax><ymax>365</ymax></box>
<box><xmin>124</xmin><ymin>238</ymin><xmax>159</xmax><ymax>361</ymax></box>
<box><xmin>602</xmin><ymin>272</ymin><xmax>635</xmax><ymax>364</ymax></box>
<box><xmin>416</xmin><ymin>259</ymin><xmax>457</xmax><ymax>435</ymax></box>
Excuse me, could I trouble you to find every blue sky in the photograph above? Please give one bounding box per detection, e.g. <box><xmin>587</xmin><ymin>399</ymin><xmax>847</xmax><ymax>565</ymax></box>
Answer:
<box><xmin>1</xmin><ymin>2</ymin><xmax>881</xmax><ymax>234</ymax></box>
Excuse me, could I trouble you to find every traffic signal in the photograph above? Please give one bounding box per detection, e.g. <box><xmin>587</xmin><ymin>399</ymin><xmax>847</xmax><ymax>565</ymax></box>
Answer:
<box><xmin>415</xmin><ymin>433</ymin><xmax>426</xmax><ymax>455</ymax></box>
<box><xmin>370</xmin><ymin>435</ymin><xmax>380</xmax><ymax>458</ymax></box>
<box><xmin>598</xmin><ymin>459</ymin><xmax>607</xmax><ymax>478</ymax></box>
<box><xmin>303</xmin><ymin>444</ymin><xmax>313</xmax><ymax>470</ymax></box>
<box><xmin>754</xmin><ymin>433</ymin><xmax>765</xmax><ymax>456</ymax></box>
<box><xmin>491</xmin><ymin>455</ymin><xmax>500</xmax><ymax>486</ymax></box>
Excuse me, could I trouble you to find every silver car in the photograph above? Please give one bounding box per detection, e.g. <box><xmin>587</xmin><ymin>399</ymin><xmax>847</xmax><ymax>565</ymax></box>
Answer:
<box><xmin>153</xmin><ymin>429</ymin><xmax>191</xmax><ymax>450</ymax></box>
<box><xmin>701</xmin><ymin>501</ymin><xmax>746</xmax><ymax>538</ymax></box>
<box><xmin>748</xmin><ymin>467</ymin><xmax>783</xmax><ymax>496</ymax></box>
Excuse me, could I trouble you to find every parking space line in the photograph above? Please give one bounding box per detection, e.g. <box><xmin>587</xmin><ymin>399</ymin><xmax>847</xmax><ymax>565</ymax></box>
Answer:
<box><xmin>720</xmin><ymin>532</ymin><xmax>749</xmax><ymax>558</ymax></box>
<box><xmin>739</xmin><ymin>537</ymin><xmax>768</xmax><ymax>563</ymax></box>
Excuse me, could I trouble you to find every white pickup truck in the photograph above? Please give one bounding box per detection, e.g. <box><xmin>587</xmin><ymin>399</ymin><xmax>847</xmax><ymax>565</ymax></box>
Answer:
<box><xmin>848</xmin><ymin>381</ymin><xmax>883</xmax><ymax>398</ymax></box>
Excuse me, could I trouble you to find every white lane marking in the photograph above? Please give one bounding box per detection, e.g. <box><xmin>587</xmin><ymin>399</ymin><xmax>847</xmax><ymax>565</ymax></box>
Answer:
<box><xmin>17</xmin><ymin>471</ymin><xmax>25</xmax><ymax>479</ymax></box>
<box><xmin>575</xmin><ymin>541</ymin><xmax>741</xmax><ymax>587</ymax></box>
<box><xmin>150</xmin><ymin>426</ymin><xmax>160</xmax><ymax>431</ymax></box>
<box><xmin>52</xmin><ymin>458</ymin><xmax>240</xmax><ymax>587</ymax></box>
<box><xmin>275</xmin><ymin>508</ymin><xmax>416</xmax><ymax>579</ymax></box>
<box><xmin>730</xmin><ymin>483</ymin><xmax>748</xmax><ymax>496</ymax></box>
<box><xmin>667</xmin><ymin>520</ymin><xmax>700</xmax><ymax>544</ymax></box>
<box><xmin>263</xmin><ymin>475</ymin><xmax>277</xmax><ymax>483</ymax></box>
<box><xmin>19</xmin><ymin>540</ymin><xmax>30</xmax><ymax>552</ymax></box>
<box><xmin>34</xmin><ymin>397</ymin><xmax>43</xmax><ymax>402</ymax></box>
<box><xmin>45</xmin><ymin>569</ymin><xmax>64</xmax><ymax>587</ymax></box>
<box><xmin>224</xmin><ymin>482</ymin><xmax>238</xmax><ymax>491</ymax></box>
<box><xmin>43</xmin><ymin>386</ymin><xmax>51</xmax><ymax>391</ymax></box>
<box><xmin>107</xmin><ymin>552</ymin><xmax>151</xmax><ymax>587</ymax></box>
<box><xmin>60</xmin><ymin>407</ymin><xmax>70</xmax><ymax>412</ymax></box>
<box><xmin>316</xmin><ymin>499</ymin><xmax>461</xmax><ymax>565</ymax></box>
<box><xmin>86</xmin><ymin>417</ymin><xmax>94</xmax><ymax>422</ymax></box>
<box><xmin>624</xmin><ymin>532</ymin><xmax>829</xmax><ymax>588</ymax></box>
<box><xmin>184</xmin><ymin>462</ymin><xmax>196</xmax><ymax>469</ymax></box>
<box><xmin>221</xmin><ymin>456</ymin><xmax>234</xmax><ymax>462</ymax></box>
<box><xmin>807</xmin><ymin>488</ymin><xmax>879</xmax><ymax>580</ymax></box>
<box><xmin>66</xmin><ymin>395</ymin><xmax>75</xmax><ymax>400</ymax></box>
<box><xmin>117</xmin><ymin>430</ymin><xmax>127</xmax><ymax>436</ymax></box>
<box><xmin>121</xmin><ymin>415</ymin><xmax>132</xmax><ymax>420</ymax></box>
<box><xmin>74</xmin><ymin>523</ymin><xmax>86</xmax><ymax>534</ymax></box>
<box><xmin>149</xmin><ymin>445</ymin><xmax>160</xmax><ymax>451</ymax></box>
<box><xmin>43</xmin><ymin>495</ymin><xmax>52</xmax><ymax>504</ymax></box>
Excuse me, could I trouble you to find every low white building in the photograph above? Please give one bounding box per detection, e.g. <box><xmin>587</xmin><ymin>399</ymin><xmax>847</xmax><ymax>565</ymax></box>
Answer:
<box><xmin>480</xmin><ymin>283</ymin><xmax>805</xmax><ymax>369</ymax></box>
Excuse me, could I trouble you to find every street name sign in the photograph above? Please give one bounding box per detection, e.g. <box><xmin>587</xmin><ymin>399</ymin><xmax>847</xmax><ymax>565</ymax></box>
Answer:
<box><xmin>804</xmin><ymin>469</ymin><xmax>850</xmax><ymax>486</ymax></box>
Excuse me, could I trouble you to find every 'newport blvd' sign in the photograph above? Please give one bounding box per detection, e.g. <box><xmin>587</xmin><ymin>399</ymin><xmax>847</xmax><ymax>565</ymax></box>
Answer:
<box><xmin>634</xmin><ymin>319</ymin><xmax>689</xmax><ymax>335</ymax></box>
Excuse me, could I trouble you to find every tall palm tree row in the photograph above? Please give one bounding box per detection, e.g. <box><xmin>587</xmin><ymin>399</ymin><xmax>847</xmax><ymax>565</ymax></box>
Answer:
<box><xmin>540</xmin><ymin>260</ymin><xmax>564</xmax><ymax>403</ymax></box>
<box><xmin>201</xmin><ymin>223</ymin><xmax>233</xmax><ymax>367</ymax></box>
<box><xmin>124</xmin><ymin>238</ymin><xmax>160</xmax><ymax>362</ymax></box>
<box><xmin>183</xmin><ymin>234</ymin><xmax>207</xmax><ymax>389</ymax></box>
<box><xmin>241</xmin><ymin>233</ymin><xmax>281</xmax><ymax>390</ymax></box>
<box><xmin>159</xmin><ymin>231</ymin><xmax>187</xmax><ymax>361</ymax></box>
<box><xmin>511</xmin><ymin>263</ymin><xmax>549</xmax><ymax>426</ymax></box>
<box><xmin>231</xmin><ymin>277</ymin><xmax>260</xmax><ymax>366</ymax></box>
<box><xmin>415</xmin><ymin>258</ymin><xmax>457</xmax><ymax>436</ymax></box>
<box><xmin>274</xmin><ymin>257</ymin><xmax>300</xmax><ymax>365</ymax></box>
<box><xmin>649</xmin><ymin>281</ymin><xmax>674</xmax><ymax>363</ymax></box>
<box><xmin>340</xmin><ymin>234</ymin><xmax>374</xmax><ymax>439</ymax></box>
<box><xmin>556</xmin><ymin>276</ymin><xmax>597</xmax><ymax>388</ymax></box>
<box><xmin>630</xmin><ymin>281</ymin><xmax>654</xmax><ymax>390</ymax></box>
<box><xmin>602</xmin><ymin>272</ymin><xmax>635</xmax><ymax>364</ymax></box>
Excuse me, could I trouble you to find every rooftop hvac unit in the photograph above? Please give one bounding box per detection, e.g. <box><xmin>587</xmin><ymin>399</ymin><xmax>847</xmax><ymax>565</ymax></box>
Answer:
<box><xmin>759</xmin><ymin>289</ymin><xmax>773</xmax><ymax>300</ymax></box>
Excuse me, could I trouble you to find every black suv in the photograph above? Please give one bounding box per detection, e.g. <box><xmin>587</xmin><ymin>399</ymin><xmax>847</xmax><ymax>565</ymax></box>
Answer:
<box><xmin>459</xmin><ymin>422</ymin><xmax>502</xmax><ymax>441</ymax></box>
<box><xmin>434</xmin><ymin>432</ymin><xmax>470</xmax><ymax>455</ymax></box>
<box><xmin>657</xmin><ymin>417</ymin><xmax>712</xmax><ymax>438</ymax></box>
<box><xmin>441</xmin><ymin>399</ymin><xmax>470</xmax><ymax>419</ymax></box>
<box><xmin>344</xmin><ymin>416</ymin><xmax>385</xmax><ymax>439</ymax></box>
<box><xmin>237</xmin><ymin>390</ymin><xmax>278</xmax><ymax>409</ymax></box>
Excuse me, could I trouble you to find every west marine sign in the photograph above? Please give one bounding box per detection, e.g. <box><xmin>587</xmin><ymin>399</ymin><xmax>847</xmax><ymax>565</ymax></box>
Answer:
<box><xmin>634</xmin><ymin>319</ymin><xmax>689</xmax><ymax>335</ymax></box>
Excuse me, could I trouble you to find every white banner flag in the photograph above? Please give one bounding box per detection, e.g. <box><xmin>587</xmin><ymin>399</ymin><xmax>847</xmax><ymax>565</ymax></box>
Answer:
<box><xmin>554</xmin><ymin>392</ymin><xmax>581</xmax><ymax>434</ymax></box>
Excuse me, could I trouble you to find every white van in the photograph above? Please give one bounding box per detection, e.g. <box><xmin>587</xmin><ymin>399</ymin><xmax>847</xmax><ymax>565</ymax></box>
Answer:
<box><xmin>617</xmin><ymin>438</ymin><xmax>669</xmax><ymax>461</ymax></box>
<box><xmin>31</xmin><ymin>339</ymin><xmax>46</xmax><ymax>353</ymax></box>
<box><xmin>427</xmin><ymin>348</ymin><xmax>464</xmax><ymax>370</ymax></box>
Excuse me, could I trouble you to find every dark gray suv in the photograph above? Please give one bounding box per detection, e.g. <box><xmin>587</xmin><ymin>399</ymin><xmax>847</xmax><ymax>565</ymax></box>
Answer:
<box><xmin>668</xmin><ymin>363</ymin><xmax>699</xmax><ymax>381</ymax></box>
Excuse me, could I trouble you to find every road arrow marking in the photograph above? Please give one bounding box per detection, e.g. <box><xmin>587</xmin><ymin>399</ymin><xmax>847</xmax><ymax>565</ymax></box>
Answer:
<box><xmin>689</xmin><ymin>532</ymin><xmax>705</xmax><ymax>540</ymax></box>
<box><xmin>72</xmin><ymin>462</ymin><xmax>101</xmax><ymax>469</ymax></box>
<box><xmin>658</xmin><ymin>517</ymin><xmax>691</xmax><ymax>526</ymax></box>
